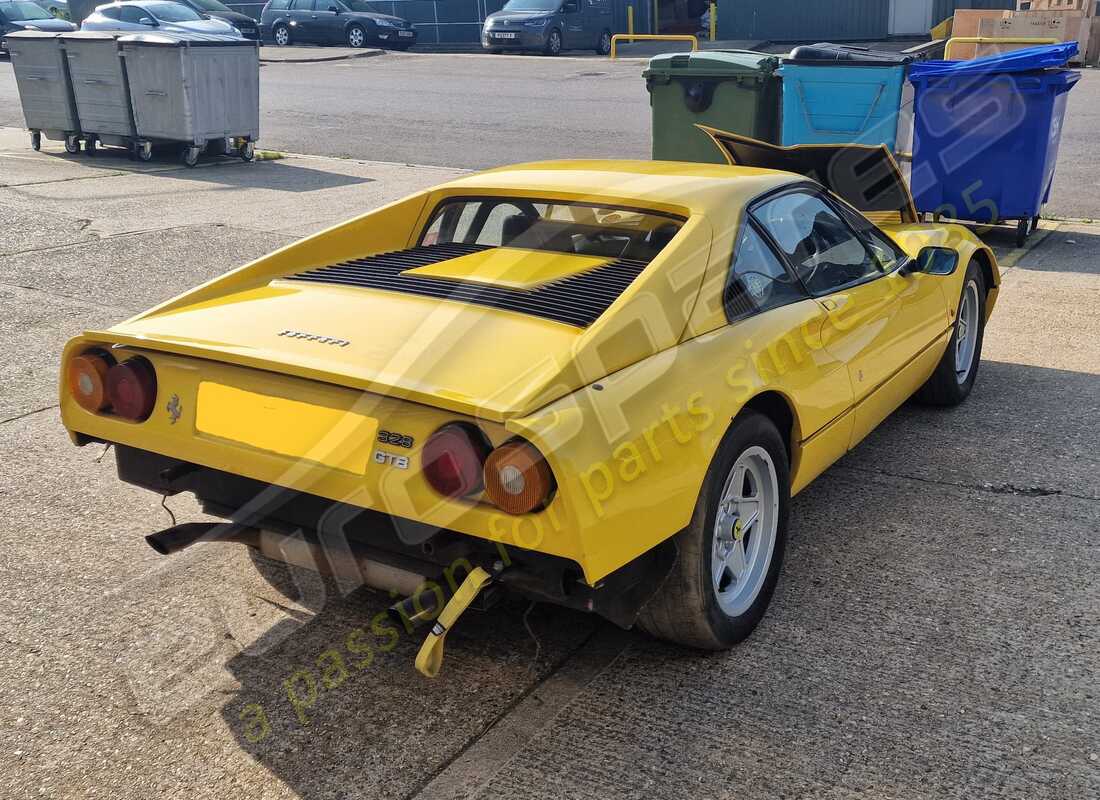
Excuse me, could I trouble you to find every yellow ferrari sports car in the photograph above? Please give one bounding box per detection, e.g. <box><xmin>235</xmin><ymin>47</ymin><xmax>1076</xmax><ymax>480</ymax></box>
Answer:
<box><xmin>60</xmin><ymin>132</ymin><xmax>999</xmax><ymax>668</ymax></box>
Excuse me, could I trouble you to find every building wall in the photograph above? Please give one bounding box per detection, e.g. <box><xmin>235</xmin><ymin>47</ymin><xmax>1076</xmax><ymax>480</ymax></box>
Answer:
<box><xmin>717</xmin><ymin>0</ymin><xmax>1015</xmax><ymax>41</ymax></box>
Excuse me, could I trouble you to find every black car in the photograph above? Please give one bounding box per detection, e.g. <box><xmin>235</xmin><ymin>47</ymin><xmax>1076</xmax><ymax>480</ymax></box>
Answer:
<box><xmin>0</xmin><ymin>0</ymin><xmax>75</xmax><ymax>51</ymax></box>
<box><xmin>175</xmin><ymin>0</ymin><xmax>260</xmax><ymax>39</ymax></box>
<box><xmin>260</xmin><ymin>0</ymin><xmax>416</xmax><ymax>49</ymax></box>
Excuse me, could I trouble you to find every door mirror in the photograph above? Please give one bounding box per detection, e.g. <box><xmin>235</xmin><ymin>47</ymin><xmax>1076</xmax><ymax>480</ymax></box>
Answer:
<box><xmin>562</xmin><ymin>1</ymin><xmax>579</xmax><ymax>12</ymax></box>
<box><xmin>328</xmin><ymin>4</ymin><xmax>339</xmax><ymax>11</ymax></box>
<box><xmin>908</xmin><ymin>246</ymin><xmax>959</xmax><ymax>276</ymax></box>
<box><xmin>138</xmin><ymin>16</ymin><xmax>157</xmax><ymax>25</ymax></box>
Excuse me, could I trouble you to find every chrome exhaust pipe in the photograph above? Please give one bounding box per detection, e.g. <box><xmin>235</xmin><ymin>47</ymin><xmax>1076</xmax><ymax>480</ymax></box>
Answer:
<box><xmin>144</xmin><ymin>522</ymin><xmax>256</xmax><ymax>555</ymax></box>
<box><xmin>144</xmin><ymin>522</ymin><xmax>426</xmax><ymax>597</ymax></box>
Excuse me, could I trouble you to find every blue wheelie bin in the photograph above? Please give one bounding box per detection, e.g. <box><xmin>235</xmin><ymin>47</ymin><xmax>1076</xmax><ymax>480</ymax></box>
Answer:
<box><xmin>908</xmin><ymin>43</ymin><xmax>1080</xmax><ymax>246</ymax></box>
<box><xmin>780</xmin><ymin>43</ymin><xmax>912</xmax><ymax>151</ymax></box>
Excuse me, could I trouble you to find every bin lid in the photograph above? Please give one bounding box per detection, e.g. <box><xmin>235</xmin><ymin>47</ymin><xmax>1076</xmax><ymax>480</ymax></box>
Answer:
<box><xmin>699</xmin><ymin>126</ymin><xmax>918</xmax><ymax>223</ymax></box>
<box><xmin>909</xmin><ymin>43</ymin><xmax>1077</xmax><ymax>80</ymax></box>
<box><xmin>787</xmin><ymin>43</ymin><xmax>913</xmax><ymax>66</ymax></box>
<box><xmin>2</xmin><ymin>30</ymin><xmax>65</xmax><ymax>40</ymax></box>
<box><xmin>117</xmin><ymin>31</ymin><xmax>257</xmax><ymax>47</ymax></box>
<box><xmin>643</xmin><ymin>50</ymin><xmax>780</xmax><ymax>79</ymax></box>
<box><xmin>60</xmin><ymin>30</ymin><xmax>124</xmax><ymax>41</ymax></box>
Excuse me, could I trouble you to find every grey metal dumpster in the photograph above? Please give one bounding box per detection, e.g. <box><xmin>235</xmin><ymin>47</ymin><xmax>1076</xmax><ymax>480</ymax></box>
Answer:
<box><xmin>118</xmin><ymin>32</ymin><xmax>259</xmax><ymax>167</ymax></box>
<box><xmin>4</xmin><ymin>30</ymin><xmax>81</xmax><ymax>152</ymax></box>
<box><xmin>60</xmin><ymin>32</ymin><xmax>142</xmax><ymax>158</ymax></box>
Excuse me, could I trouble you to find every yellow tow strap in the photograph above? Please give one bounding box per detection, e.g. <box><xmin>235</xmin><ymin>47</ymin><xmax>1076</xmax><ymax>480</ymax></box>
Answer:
<box><xmin>414</xmin><ymin>566</ymin><xmax>493</xmax><ymax>678</ymax></box>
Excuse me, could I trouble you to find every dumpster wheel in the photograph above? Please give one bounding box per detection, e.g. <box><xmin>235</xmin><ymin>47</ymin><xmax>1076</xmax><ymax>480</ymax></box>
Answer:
<box><xmin>64</xmin><ymin>135</ymin><xmax>80</xmax><ymax>155</ymax></box>
<box><xmin>135</xmin><ymin>141</ymin><xmax>153</xmax><ymax>163</ymax></box>
<box><xmin>182</xmin><ymin>145</ymin><xmax>201</xmax><ymax>168</ymax></box>
<box><xmin>240</xmin><ymin>140</ymin><xmax>255</xmax><ymax>162</ymax></box>
<box><xmin>30</xmin><ymin>131</ymin><xmax>41</xmax><ymax>151</ymax></box>
<box><xmin>1016</xmin><ymin>216</ymin><xmax>1039</xmax><ymax>248</ymax></box>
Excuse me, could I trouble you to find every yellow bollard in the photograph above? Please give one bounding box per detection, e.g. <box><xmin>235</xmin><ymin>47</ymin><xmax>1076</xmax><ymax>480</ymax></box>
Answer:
<box><xmin>709</xmin><ymin>2</ymin><xmax>716</xmax><ymax>42</ymax></box>
<box><xmin>627</xmin><ymin>5</ymin><xmax>634</xmax><ymax>38</ymax></box>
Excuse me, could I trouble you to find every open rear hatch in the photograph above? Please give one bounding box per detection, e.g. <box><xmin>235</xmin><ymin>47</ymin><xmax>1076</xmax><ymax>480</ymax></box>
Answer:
<box><xmin>698</xmin><ymin>126</ymin><xmax>918</xmax><ymax>223</ymax></box>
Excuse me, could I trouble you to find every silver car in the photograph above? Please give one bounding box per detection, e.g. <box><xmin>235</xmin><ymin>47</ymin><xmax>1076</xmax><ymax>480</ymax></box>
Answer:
<box><xmin>32</xmin><ymin>0</ymin><xmax>69</xmax><ymax>19</ymax></box>
<box><xmin>81</xmin><ymin>0</ymin><xmax>240</xmax><ymax>34</ymax></box>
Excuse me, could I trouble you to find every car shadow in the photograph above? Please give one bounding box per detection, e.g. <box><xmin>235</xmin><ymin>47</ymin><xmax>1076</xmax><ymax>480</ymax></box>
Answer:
<box><xmin>35</xmin><ymin>147</ymin><xmax>374</xmax><ymax>193</ymax></box>
<box><xmin>207</xmin><ymin>359</ymin><xmax>1097</xmax><ymax>799</ymax></box>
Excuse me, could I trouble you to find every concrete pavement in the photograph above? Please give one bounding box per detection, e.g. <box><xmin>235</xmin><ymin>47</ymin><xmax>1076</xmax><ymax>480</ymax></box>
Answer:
<box><xmin>1</xmin><ymin>130</ymin><xmax>1098</xmax><ymax>799</ymax></box>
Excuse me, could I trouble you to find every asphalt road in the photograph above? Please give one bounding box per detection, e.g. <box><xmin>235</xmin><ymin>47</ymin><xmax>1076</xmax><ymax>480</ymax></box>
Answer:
<box><xmin>2</xmin><ymin>50</ymin><xmax>1098</xmax><ymax>217</ymax></box>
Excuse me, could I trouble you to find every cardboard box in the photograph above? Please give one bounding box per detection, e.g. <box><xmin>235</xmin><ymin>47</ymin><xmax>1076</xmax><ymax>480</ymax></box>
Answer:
<box><xmin>950</xmin><ymin>8</ymin><xmax>1014</xmax><ymax>58</ymax></box>
<box><xmin>1016</xmin><ymin>0</ymin><xmax>1094</xmax><ymax>15</ymax></box>
<box><xmin>977</xmin><ymin>11</ymin><xmax>1091</xmax><ymax>61</ymax></box>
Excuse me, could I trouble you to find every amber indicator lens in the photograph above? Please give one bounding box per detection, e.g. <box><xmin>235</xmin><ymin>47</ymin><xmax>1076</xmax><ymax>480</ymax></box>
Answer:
<box><xmin>68</xmin><ymin>351</ymin><xmax>115</xmax><ymax>413</ymax></box>
<box><xmin>483</xmin><ymin>440</ymin><xmax>554</xmax><ymax>515</ymax></box>
<box><xmin>105</xmin><ymin>357</ymin><xmax>158</xmax><ymax>421</ymax></box>
<box><xmin>422</xmin><ymin>423</ymin><xmax>491</xmax><ymax>498</ymax></box>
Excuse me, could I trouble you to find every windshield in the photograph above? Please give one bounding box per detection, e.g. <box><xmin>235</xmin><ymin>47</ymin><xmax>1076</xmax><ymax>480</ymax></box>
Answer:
<box><xmin>148</xmin><ymin>2</ymin><xmax>202</xmax><ymax>21</ymax></box>
<box><xmin>421</xmin><ymin>198</ymin><xmax>683</xmax><ymax>263</ymax></box>
<box><xmin>188</xmin><ymin>0</ymin><xmax>232</xmax><ymax>12</ymax></box>
<box><xmin>2</xmin><ymin>1</ymin><xmax>51</xmax><ymax>20</ymax></box>
<box><xmin>501</xmin><ymin>0</ymin><xmax>559</xmax><ymax>11</ymax></box>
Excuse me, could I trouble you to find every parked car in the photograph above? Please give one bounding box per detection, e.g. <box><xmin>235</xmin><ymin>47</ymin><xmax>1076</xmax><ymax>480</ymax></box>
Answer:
<box><xmin>174</xmin><ymin>0</ymin><xmax>259</xmax><ymax>38</ymax></box>
<box><xmin>482</xmin><ymin>0</ymin><xmax>613</xmax><ymax>56</ymax></box>
<box><xmin>260</xmin><ymin>0</ymin><xmax>416</xmax><ymax>49</ymax></box>
<box><xmin>81</xmin><ymin>0</ymin><xmax>241</xmax><ymax>35</ymax></box>
<box><xmin>59</xmin><ymin>133</ymin><xmax>1000</xmax><ymax>675</ymax></box>
<box><xmin>0</xmin><ymin>0</ymin><xmax>75</xmax><ymax>50</ymax></box>
<box><xmin>31</xmin><ymin>0</ymin><xmax>69</xmax><ymax>19</ymax></box>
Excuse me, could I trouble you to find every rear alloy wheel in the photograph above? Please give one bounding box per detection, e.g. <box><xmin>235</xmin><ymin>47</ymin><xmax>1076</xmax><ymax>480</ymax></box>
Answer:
<box><xmin>914</xmin><ymin>261</ymin><xmax>986</xmax><ymax>406</ymax></box>
<box><xmin>544</xmin><ymin>28</ymin><xmax>562</xmax><ymax>55</ymax></box>
<box><xmin>272</xmin><ymin>23</ymin><xmax>290</xmax><ymax>46</ymax></box>
<box><xmin>637</xmin><ymin>411</ymin><xmax>790</xmax><ymax>649</ymax></box>
<box><xmin>596</xmin><ymin>29</ymin><xmax>611</xmax><ymax>55</ymax></box>
<box><xmin>346</xmin><ymin>24</ymin><xmax>366</xmax><ymax>48</ymax></box>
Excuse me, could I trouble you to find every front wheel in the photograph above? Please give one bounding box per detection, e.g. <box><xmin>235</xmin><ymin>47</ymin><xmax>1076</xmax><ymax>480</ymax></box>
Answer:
<box><xmin>914</xmin><ymin>261</ymin><xmax>986</xmax><ymax>406</ymax></box>
<box><xmin>543</xmin><ymin>28</ymin><xmax>562</xmax><ymax>56</ymax></box>
<box><xmin>272</xmin><ymin>23</ymin><xmax>290</xmax><ymax>46</ymax></box>
<box><xmin>595</xmin><ymin>29</ymin><xmax>611</xmax><ymax>55</ymax></box>
<box><xmin>637</xmin><ymin>411</ymin><xmax>790</xmax><ymax>649</ymax></box>
<box><xmin>346</xmin><ymin>24</ymin><xmax>366</xmax><ymax>48</ymax></box>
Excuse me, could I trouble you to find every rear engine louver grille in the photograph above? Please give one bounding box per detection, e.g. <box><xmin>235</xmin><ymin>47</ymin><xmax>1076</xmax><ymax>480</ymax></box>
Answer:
<box><xmin>284</xmin><ymin>243</ymin><xmax>649</xmax><ymax>328</ymax></box>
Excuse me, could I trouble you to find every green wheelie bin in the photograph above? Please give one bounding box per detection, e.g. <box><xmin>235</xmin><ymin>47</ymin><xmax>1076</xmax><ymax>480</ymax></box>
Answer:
<box><xmin>643</xmin><ymin>50</ymin><xmax>782</xmax><ymax>164</ymax></box>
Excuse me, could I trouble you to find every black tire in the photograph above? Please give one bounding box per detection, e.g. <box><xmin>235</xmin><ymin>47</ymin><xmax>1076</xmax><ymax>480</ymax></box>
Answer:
<box><xmin>346</xmin><ymin>24</ymin><xmax>366</xmax><ymax>48</ymax></box>
<box><xmin>64</xmin><ymin>135</ymin><xmax>80</xmax><ymax>154</ymax></box>
<box><xmin>272</xmin><ymin>23</ymin><xmax>290</xmax><ymax>46</ymax></box>
<box><xmin>637</xmin><ymin>410</ymin><xmax>790</xmax><ymax>649</ymax></box>
<box><xmin>85</xmin><ymin>135</ymin><xmax>97</xmax><ymax>157</ymax></box>
<box><xmin>543</xmin><ymin>28</ymin><xmax>562</xmax><ymax>56</ymax></box>
<box><xmin>595</xmin><ymin>29</ymin><xmax>611</xmax><ymax>55</ymax></box>
<box><xmin>182</xmin><ymin>145</ymin><xmax>200</xmax><ymax>168</ymax></box>
<box><xmin>30</xmin><ymin>131</ymin><xmax>41</xmax><ymax>151</ymax></box>
<box><xmin>914</xmin><ymin>261</ymin><xmax>986</xmax><ymax>407</ymax></box>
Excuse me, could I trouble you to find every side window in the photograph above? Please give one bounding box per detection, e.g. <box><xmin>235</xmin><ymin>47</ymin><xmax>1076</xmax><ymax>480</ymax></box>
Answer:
<box><xmin>292</xmin><ymin>0</ymin><xmax>316</xmax><ymax>10</ymax></box>
<box><xmin>753</xmin><ymin>191</ymin><xmax>881</xmax><ymax>296</ymax></box>
<box><xmin>119</xmin><ymin>5</ymin><xmax>148</xmax><ymax>22</ymax></box>
<box><xmin>725</xmin><ymin>222</ymin><xmax>807</xmax><ymax>321</ymax></box>
<box><xmin>99</xmin><ymin>5</ymin><xmax>121</xmax><ymax>18</ymax></box>
<box><xmin>268</xmin><ymin>0</ymin><xmax>289</xmax><ymax>9</ymax></box>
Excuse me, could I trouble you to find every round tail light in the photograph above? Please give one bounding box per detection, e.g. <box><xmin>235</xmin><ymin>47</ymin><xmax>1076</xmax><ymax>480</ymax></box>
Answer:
<box><xmin>483</xmin><ymin>440</ymin><xmax>554</xmax><ymax>515</ymax></box>
<box><xmin>105</xmin><ymin>356</ymin><xmax>157</xmax><ymax>421</ymax></box>
<box><xmin>422</xmin><ymin>423</ymin><xmax>491</xmax><ymax>499</ymax></box>
<box><xmin>68</xmin><ymin>350</ymin><xmax>115</xmax><ymax>413</ymax></box>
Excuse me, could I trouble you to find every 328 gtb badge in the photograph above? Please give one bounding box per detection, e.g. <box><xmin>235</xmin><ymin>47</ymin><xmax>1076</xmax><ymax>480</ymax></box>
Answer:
<box><xmin>377</xmin><ymin>430</ymin><xmax>414</xmax><ymax>449</ymax></box>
